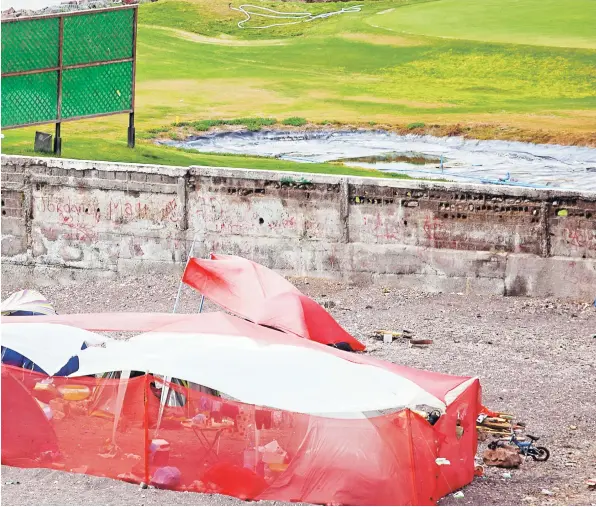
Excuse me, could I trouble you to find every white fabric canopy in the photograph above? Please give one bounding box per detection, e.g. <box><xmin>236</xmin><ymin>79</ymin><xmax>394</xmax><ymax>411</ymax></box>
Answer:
<box><xmin>1</xmin><ymin>323</ymin><xmax>111</xmax><ymax>375</ymax></box>
<box><xmin>72</xmin><ymin>331</ymin><xmax>445</xmax><ymax>415</ymax></box>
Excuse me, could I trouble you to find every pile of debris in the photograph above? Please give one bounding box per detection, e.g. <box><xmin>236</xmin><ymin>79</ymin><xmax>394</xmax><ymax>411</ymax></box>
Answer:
<box><xmin>476</xmin><ymin>410</ymin><xmax>524</xmax><ymax>439</ymax></box>
<box><xmin>372</xmin><ymin>329</ymin><xmax>433</xmax><ymax>348</ymax></box>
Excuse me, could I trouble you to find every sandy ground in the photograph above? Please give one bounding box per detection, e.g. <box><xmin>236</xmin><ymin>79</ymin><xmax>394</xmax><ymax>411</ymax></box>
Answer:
<box><xmin>1</xmin><ymin>272</ymin><xmax>595</xmax><ymax>506</ymax></box>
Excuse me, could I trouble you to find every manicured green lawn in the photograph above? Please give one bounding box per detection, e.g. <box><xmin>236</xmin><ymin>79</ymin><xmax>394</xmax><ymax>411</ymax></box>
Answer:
<box><xmin>370</xmin><ymin>0</ymin><xmax>596</xmax><ymax>49</ymax></box>
<box><xmin>2</xmin><ymin>0</ymin><xmax>595</xmax><ymax>170</ymax></box>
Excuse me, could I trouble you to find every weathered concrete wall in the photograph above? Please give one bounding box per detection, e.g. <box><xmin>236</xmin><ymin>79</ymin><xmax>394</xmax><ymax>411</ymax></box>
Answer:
<box><xmin>2</xmin><ymin>155</ymin><xmax>595</xmax><ymax>299</ymax></box>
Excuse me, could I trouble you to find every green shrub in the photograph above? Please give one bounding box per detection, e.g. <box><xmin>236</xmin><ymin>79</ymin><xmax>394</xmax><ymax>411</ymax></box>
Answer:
<box><xmin>407</xmin><ymin>122</ymin><xmax>426</xmax><ymax>130</ymax></box>
<box><xmin>282</xmin><ymin>117</ymin><xmax>307</xmax><ymax>127</ymax></box>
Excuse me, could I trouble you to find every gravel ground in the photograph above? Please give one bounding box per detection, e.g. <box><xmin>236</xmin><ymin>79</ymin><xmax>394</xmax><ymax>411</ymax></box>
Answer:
<box><xmin>2</xmin><ymin>272</ymin><xmax>595</xmax><ymax>506</ymax></box>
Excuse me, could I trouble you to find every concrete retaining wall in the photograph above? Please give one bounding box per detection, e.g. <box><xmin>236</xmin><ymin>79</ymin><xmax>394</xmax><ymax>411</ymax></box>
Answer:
<box><xmin>2</xmin><ymin>155</ymin><xmax>595</xmax><ymax>298</ymax></box>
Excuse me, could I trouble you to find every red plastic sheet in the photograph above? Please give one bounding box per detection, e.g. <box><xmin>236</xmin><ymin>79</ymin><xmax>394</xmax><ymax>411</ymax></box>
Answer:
<box><xmin>182</xmin><ymin>254</ymin><xmax>365</xmax><ymax>351</ymax></box>
<box><xmin>2</xmin><ymin>365</ymin><xmax>480</xmax><ymax>505</ymax></box>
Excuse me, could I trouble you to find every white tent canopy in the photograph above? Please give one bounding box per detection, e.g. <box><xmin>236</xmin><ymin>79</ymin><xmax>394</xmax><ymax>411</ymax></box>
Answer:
<box><xmin>1</xmin><ymin>323</ymin><xmax>111</xmax><ymax>375</ymax></box>
<box><xmin>70</xmin><ymin>330</ymin><xmax>446</xmax><ymax>415</ymax></box>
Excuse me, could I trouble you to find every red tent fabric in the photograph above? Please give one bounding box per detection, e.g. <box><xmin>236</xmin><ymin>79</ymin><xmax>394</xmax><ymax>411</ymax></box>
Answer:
<box><xmin>2</xmin><ymin>365</ymin><xmax>480</xmax><ymax>505</ymax></box>
<box><xmin>254</xmin><ymin>292</ymin><xmax>365</xmax><ymax>351</ymax></box>
<box><xmin>182</xmin><ymin>254</ymin><xmax>365</xmax><ymax>351</ymax></box>
<box><xmin>1</xmin><ymin>369</ymin><xmax>59</xmax><ymax>464</ymax></box>
<box><xmin>182</xmin><ymin>254</ymin><xmax>299</xmax><ymax>317</ymax></box>
<box><xmin>2</xmin><ymin>312</ymin><xmax>481</xmax><ymax>505</ymax></box>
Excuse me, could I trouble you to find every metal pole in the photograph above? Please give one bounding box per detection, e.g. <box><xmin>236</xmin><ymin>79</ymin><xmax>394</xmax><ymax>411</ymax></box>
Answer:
<box><xmin>128</xmin><ymin>112</ymin><xmax>135</xmax><ymax>148</ymax></box>
<box><xmin>54</xmin><ymin>15</ymin><xmax>64</xmax><ymax>156</ymax></box>
<box><xmin>54</xmin><ymin>123</ymin><xmax>62</xmax><ymax>155</ymax></box>
<box><xmin>199</xmin><ymin>295</ymin><xmax>205</xmax><ymax>313</ymax></box>
<box><xmin>129</xmin><ymin>6</ymin><xmax>137</xmax><ymax>149</ymax></box>
<box><xmin>172</xmin><ymin>235</ymin><xmax>197</xmax><ymax>314</ymax></box>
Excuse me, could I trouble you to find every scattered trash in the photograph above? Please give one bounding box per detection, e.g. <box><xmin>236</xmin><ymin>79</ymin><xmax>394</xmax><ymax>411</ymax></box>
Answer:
<box><xmin>435</xmin><ymin>457</ymin><xmax>451</xmax><ymax>466</ymax></box>
<box><xmin>373</xmin><ymin>329</ymin><xmax>416</xmax><ymax>345</ymax></box>
<box><xmin>586</xmin><ymin>479</ymin><xmax>596</xmax><ymax>490</ymax></box>
<box><xmin>4</xmin><ymin>480</ymin><xmax>20</xmax><ymax>485</ymax></box>
<box><xmin>541</xmin><ymin>489</ymin><xmax>554</xmax><ymax>496</ymax></box>
<box><xmin>453</xmin><ymin>491</ymin><xmax>465</xmax><ymax>499</ymax></box>
<box><xmin>409</xmin><ymin>339</ymin><xmax>433</xmax><ymax>348</ymax></box>
<box><xmin>502</xmin><ymin>472</ymin><xmax>512</xmax><ymax>479</ymax></box>
<box><xmin>474</xmin><ymin>465</ymin><xmax>485</xmax><ymax>477</ymax></box>
<box><xmin>569</xmin><ymin>425</ymin><xmax>578</xmax><ymax>430</ymax></box>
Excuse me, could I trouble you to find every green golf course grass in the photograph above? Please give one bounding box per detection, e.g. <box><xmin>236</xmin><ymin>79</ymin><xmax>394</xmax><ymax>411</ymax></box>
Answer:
<box><xmin>2</xmin><ymin>0</ymin><xmax>595</xmax><ymax>172</ymax></box>
<box><xmin>370</xmin><ymin>0</ymin><xmax>596</xmax><ymax>49</ymax></box>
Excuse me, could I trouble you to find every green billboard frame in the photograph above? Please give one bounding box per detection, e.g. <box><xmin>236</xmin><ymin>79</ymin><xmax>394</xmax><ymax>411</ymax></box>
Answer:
<box><xmin>1</xmin><ymin>5</ymin><xmax>138</xmax><ymax>154</ymax></box>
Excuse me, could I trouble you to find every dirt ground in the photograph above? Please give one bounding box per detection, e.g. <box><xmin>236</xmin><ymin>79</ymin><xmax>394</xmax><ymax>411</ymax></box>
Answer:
<box><xmin>1</xmin><ymin>271</ymin><xmax>595</xmax><ymax>506</ymax></box>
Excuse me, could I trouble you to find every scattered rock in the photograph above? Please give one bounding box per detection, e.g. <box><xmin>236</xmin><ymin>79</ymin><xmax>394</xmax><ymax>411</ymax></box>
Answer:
<box><xmin>483</xmin><ymin>446</ymin><xmax>523</xmax><ymax>468</ymax></box>
<box><xmin>541</xmin><ymin>489</ymin><xmax>555</xmax><ymax>496</ymax></box>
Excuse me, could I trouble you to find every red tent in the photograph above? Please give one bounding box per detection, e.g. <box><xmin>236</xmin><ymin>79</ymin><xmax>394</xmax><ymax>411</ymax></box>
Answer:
<box><xmin>1</xmin><ymin>368</ymin><xmax>59</xmax><ymax>464</ymax></box>
<box><xmin>182</xmin><ymin>254</ymin><xmax>365</xmax><ymax>351</ymax></box>
<box><xmin>2</xmin><ymin>314</ymin><xmax>481</xmax><ymax>505</ymax></box>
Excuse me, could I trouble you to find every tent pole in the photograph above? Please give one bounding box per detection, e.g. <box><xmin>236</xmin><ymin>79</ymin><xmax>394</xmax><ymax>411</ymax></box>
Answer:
<box><xmin>172</xmin><ymin>233</ymin><xmax>198</xmax><ymax>314</ymax></box>
<box><xmin>111</xmin><ymin>370</ymin><xmax>131</xmax><ymax>445</ymax></box>
<box><xmin>143</xmin><ymin>372</ymin><xmax>150</xmax><ymax>486</ymax></box>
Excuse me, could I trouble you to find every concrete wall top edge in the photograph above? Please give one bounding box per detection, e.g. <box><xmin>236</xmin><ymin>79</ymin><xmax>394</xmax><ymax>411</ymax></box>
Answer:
<box><xmin>189</xmin><ymin>164</ymin><xmax>596</xmax><ymax>201</ymax></box>
<box><xmin>3</xmin><ymin>156</ymin><xmax>595</xmax><ymax>201</ymax></box>
<box><xmin>1</xmin><ymin>155</ymin><xmax>188</xmax><ymax>178</ymax></box>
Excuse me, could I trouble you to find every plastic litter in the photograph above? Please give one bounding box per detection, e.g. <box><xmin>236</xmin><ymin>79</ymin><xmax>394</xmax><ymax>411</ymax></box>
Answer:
<box><xmin>453</xmin><ymin>491</ymin><xmax>464</xmax><ymax>498</ymax></box>
<box><xmin>151</xmin><ymin>467</ymin><xmax>181</xmax><ymax>489</ymax></box>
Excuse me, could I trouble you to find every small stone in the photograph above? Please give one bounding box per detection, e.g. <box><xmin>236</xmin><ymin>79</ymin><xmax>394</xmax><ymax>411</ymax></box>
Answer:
<box><xmin>140</xmin><ymin>482</ymin><xmax>148</xmax><ymax>489</ymax></box>
<box><xmin>365</xmin><ymin>305</ymin><xmax>372</xmax><ymax>309</ymax></box>
<box><xmin>541</xmin><ymin>489</ymin><xmax>554</xmax><ymax>496</ymax></box>
<box><xmin>569</xmin><ymin>425</ymin><xmax>578</xmax><ymax>430</ymax></box>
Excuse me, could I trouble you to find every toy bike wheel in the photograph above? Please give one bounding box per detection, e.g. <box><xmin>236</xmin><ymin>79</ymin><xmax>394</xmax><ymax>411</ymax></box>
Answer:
<box><xmin>532</xmin><ymin>447</ymin><xmax>550</xmax><ymax>461</ymax></box>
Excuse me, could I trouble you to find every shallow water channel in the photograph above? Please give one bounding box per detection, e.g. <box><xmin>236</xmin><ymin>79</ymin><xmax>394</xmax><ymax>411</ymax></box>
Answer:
<box><xmin>163</xmin><ymin>130</ymin><xmax>596</xmax><ymax>191</ymax></box>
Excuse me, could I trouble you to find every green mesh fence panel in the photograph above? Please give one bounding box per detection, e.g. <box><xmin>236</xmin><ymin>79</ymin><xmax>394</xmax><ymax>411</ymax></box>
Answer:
<box><xmin>61</xmin><ymin>61</ymin><xmax>133</xmax><ymax>119</ymax></box>
<box><xmin>1</xmin><ymin>72</ymin><xmax>58</xmax><ymax>127</ymax></box>
<box><xmin>63</xmin><ymin>9</ymin><xmax>134</xmax><ymax>66</ymax></box>
<box><xmin>1</xmin><ymin>18</ymin><xmax>59</xmax><ymax>74</ymax></box>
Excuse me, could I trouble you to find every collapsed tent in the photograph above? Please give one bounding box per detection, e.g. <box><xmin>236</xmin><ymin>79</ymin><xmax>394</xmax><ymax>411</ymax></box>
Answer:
<box><xmin>1</xmin><ymin>290</ymin><xmax>65</xmax><ymax>373</ymax></box>
<box><xmin>1</xmin><ymin>289</ymin><xmax>57</xmax><ymax>317</ymax></box>
<box><xmin>2</xmin><ymin>323</ymin><xmax>111</xmax><ymax>377</ymax></box>
<box><xmin>1</xmin><ymin>313</ymin><xmax>481</xmax><ymax>505</ymax></box>
<box><xmin>182</xmin><ymin>254</ymin><xmax>365</xmax><ymax>351</ymax></box>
